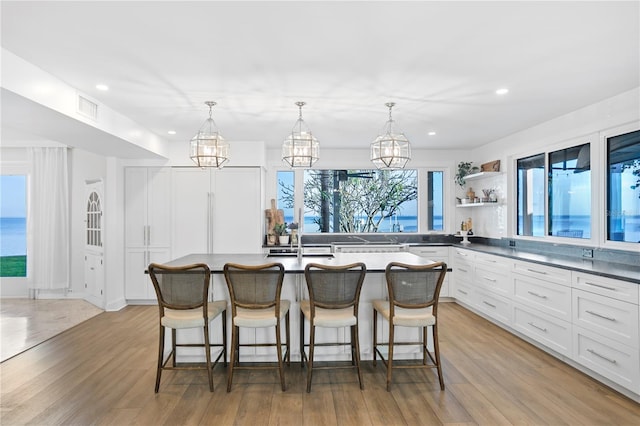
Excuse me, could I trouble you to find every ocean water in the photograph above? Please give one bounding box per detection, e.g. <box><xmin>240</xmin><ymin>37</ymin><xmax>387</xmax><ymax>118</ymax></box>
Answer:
<box><xmin>291</xmin><ymin>215</ymin><xmax>437</xmax><ymax>233</ymax></box>
<box><xmin>0</xmin><ymin>217</ymin><xmax>27</xmax><ymax>256</ymax></box>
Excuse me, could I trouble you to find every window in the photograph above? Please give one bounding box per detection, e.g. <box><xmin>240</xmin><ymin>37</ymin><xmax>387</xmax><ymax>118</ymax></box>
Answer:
<box><xmin>607</xmin><ymin>129</ymin><xmax>640</xmax><ymax>243</ymax></box>
<box><xmin>277</xmin><ymin>170</ymin><xmax>295</xmax><ymax>224</ymax></box>
<box><xmin>548</xmin><ymin>143</ymin><xmax>591</xmax><ymax>238</ymax></box>
<box><xmin>278</xmin><ymin>169</ymin><xmax>418</xmax><ymax>233</ymax></box>
<box><xmin>517</xmin><ymin>154</ymin><xmax>545</xmax><ymax>236</ymax></box>
<box><xmin>516</xmin><ymin>142</ymin><xmax>591</xmax><ymax>239</ymax></box>
<box><xmin>86</xmin><ymin>191</ymin><xmax>103</xmax><ymax>248</ymax></box>
<box><xmin>426</xmin><ymin>171</ymin><xmax>444</xmax><ymax>231</ymax></box>
<box><xmin>0</xmin><ymin>175</ymin><xmax>27</xmax><ymax>277</ymax></box>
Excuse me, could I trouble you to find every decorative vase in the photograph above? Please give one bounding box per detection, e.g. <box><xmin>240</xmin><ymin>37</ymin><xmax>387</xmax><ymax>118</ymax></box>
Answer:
<box><xmin>278</xmin><ymin>235</ymin><xmax>290</xmax><ymax>245</ymax></box>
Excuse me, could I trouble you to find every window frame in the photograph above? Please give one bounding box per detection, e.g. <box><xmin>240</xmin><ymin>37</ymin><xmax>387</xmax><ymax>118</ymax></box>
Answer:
<box><xmin>273</xmin><ymin>166</ymin><xmax>449</xmax><ymax>235</ymax></box>
<box><xmin>601</xmin><ymin>122</ymin><xmax>640</xmax><ymax>250</ymax></box>
<box><xmin>510</xmin><ymin>134</ymin><xmax>598</xmax><ymax>245</ymax></box>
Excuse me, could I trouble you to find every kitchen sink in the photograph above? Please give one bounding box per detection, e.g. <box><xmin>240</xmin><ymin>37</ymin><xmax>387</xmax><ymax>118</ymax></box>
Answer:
<box><xmin>265</xmin><ymin>253</ymin><xmax>334</xmax><ymax>258</ymax></box>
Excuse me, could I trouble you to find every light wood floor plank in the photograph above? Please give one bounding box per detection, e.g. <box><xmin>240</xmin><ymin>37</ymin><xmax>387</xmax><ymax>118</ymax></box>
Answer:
<box><xmin>1</xmin><ymin>304</ymin><xmax>639</xmax><ymax>425</ymax></box>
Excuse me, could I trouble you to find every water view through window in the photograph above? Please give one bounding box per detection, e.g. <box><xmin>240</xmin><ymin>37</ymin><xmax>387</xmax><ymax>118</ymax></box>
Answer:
<box><xmin>278</xmin><ymin>169</ymin><xmax>419</xmax><ymax>233</ymax></box>
<box><xmin>0</xmin><ymin>175</ymin><xmax>27</xmax><ymax>277</ymax></box>
<box><xmin>607</xmin><ymin>129</ymin><xmax>640</xmax><ymax>243</ymax></box>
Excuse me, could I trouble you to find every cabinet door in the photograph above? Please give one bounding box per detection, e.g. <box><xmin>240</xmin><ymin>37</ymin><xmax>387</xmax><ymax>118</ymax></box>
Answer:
<box><xmin>124</xmin><ymin>168</ymin><xmax>148</xmax><ymax>247</ymax></box>
<box><xmin>147</xmin><ymin>168</ymin><xmax>171</xmax><ymax>248</ymax></box>
<box><xmin>125</xmin><ymin>248</ymin><xmax>149</xmax><ymax>300</ymax></box>
<box><xmin>211</xmin><ymin>168</ymin><xmax>262</xmax><ymax>253</ymax></box>
<box><xmin>171</xmin><ymin>168</ymin><xmax>211</xmax><ymax>258</ymax></box>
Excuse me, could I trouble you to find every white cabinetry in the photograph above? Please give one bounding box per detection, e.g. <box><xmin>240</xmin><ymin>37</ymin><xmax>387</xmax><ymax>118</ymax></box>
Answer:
<box><xmin>571</xmin><ymin>272</ymin><xmax>639</xmax><ymax>393</ymax></box>
<box><xmin>473</xmin><ymin>252</ymin><xmax>512</xmax><ymax>325</ymax></box>
<box><xmin>512</xmin><ymin>260</ymin><xmax>572</xmax><ymax>357</ymax></box>
<box><xmin>452</xmin><ymin>248</ymin><xmax>475</xmax><ymax>304</ymax></box>
<box><xmin>124</xmin><ymin>167</ymin><xmax>171</xmax><ymax>301</ymax></box>
<box><xmin>84</xmin><ymin>253</ymin><xmax>104</xmax><ymax>306</ymax></box>
<box><xmin>408</xmin><ymin>246</ymin><xmax>451</xmax><ymax>297</ymax></box>
<box><xmin>171</xmin><ymin>167</ymin><xmax>264</xmax><ymax>259</ymax></box>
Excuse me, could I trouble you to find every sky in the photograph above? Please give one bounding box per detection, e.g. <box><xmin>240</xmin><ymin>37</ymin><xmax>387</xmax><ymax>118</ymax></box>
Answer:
<box><xmin>0</xmin><ymin>176</ymin><xmax>27</xmax><ymax>218</ymax></box>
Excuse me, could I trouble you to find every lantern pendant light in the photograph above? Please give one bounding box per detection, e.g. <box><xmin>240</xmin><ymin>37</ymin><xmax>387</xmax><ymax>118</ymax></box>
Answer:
<box><xmin>370</xmin><ymin>102</ymin><xmax>411</xmax><ymax>169</ymax></box>
<box><xmin>282</xmin><ymin>101</ymin><xmax>319</xmax><ymax>168</ymax></box>
<box><xmin>189</xmin><ymin>101</ymin><xmax>229</xmax><ymax>168</ymax></box>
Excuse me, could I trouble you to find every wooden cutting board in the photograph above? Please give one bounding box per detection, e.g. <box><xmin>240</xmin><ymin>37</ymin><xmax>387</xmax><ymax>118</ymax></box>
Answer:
<box><xmin>265</xmin><ymin>199</ymin><xmax>284</xmax><ymax>235</ymax></box>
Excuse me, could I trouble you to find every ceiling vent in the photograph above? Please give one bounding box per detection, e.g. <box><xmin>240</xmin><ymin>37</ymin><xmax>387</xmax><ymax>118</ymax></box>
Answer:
<box><xmin>77</xmin><ymin>95</ymin><xmax>98</xmax><ymax>121</ymax></box>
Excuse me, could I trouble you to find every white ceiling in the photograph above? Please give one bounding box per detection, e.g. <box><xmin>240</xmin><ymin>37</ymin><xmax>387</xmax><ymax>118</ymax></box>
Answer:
<box><xmin>2</xmin><ymin>1</ymin><xmax>639</xmax><ymax>153</ymax></box>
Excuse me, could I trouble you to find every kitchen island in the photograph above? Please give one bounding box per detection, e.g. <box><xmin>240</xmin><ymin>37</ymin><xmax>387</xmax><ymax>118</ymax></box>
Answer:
<box><xmin>162</xmin><ymin>251</ymin><xmax>441</xmax><ymax>364</ymax></box>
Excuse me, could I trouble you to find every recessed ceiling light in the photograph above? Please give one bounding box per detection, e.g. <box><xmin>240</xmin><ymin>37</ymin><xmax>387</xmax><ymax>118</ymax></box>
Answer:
<box><xmin>496</xmin><ymin>88</ymin><xmax>509</xmax><ymax>95</ymax></box>
<box><xmin>95</xmin><ymin>84</ymin><xmax>109</xmax><ymax>91</ymax></box>
<box><xmin>428</xmin><ymin>131</ymin><xmax>436</xmax><ymax>136</ymax></box>
<box><xmin>167</xmin><ymin>130</ymin><xmax>176</xmax><ymax>135</ymax></box>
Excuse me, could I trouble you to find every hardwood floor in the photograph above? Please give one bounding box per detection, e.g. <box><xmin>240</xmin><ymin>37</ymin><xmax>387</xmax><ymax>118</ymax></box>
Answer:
<box><xmin>0</xmin><ymin>299</ymin><xmax>103</xmax><ymax>361</ymax></box>
<box><xmin>1</xmin><ymin>303</ymin><xmax>639</xmax><ymax>425</ymax></box>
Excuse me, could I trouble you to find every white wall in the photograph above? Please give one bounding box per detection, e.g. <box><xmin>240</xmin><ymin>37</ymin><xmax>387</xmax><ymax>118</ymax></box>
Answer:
<box><xmin>465</xmin><ymin>87</ymin><xmax>640</xmax><ymax>242</ymax></box>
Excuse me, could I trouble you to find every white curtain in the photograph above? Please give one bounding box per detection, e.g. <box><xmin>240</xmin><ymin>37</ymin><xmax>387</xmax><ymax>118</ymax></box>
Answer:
<box><xmin>28</xmin><ymin>147</ymin><xmax>70</xmax><ymax>291</ymax></box>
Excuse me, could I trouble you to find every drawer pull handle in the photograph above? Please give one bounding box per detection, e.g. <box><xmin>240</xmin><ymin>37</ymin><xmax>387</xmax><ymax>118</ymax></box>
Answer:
<box><xmin>584</xmin><ymin>281</ymin><xmax>616</xmax><ymax>291</ymax></box>
<box><xmin>586</xmin><ymin>310</ymin><xmax>616</xmax><ymax>322</ymax></box>
<box><xmin>483</xmin><ymin>301</ymin><xmax>496</xmax><ymax>308</ymax></box>
<box><xmin>458</xmin><ymin>289</ymin><xmax>468</xmax><ymax>295</ymax></box>
<box><xmin>527</xmin><ymin>268</ymin><xmax>548</xmax><ymax>275</ymax></box>
<box><xmin>587</xmin><ymin>348</ymin><xmax>617</xmax><ymax>364</ymax></box>
<box><xmin>458</xmin><ymin>268</ymin><xmax>468</xmax><ymax>273</ymax></box>
<box><xmin>482</xmin><ymin>276</ymin><xmax>497</xmax><ymax>282</ymax></box>
<box><xmin>527</xmin><ymin>322</ymin><xmax>548</xmax><ymax>332</ymax></box>
<box><xmin>527</xmin><ymin>291</ymin><xmax>548</xmax><ymax>299</ymax></box>
<box><xmin>485</xmin><ymin>259</ymin><xmax>497</xmax><ymax>263</ymax></box>
<box><xmin>457</xmin><ymin>252</ymin><xmax>468</xmax><ymax>256</ymax></box>
<box><xmin>421</xmin><ymin>251</ymin><xmax>438</xmax><ymax>254</ymax></box>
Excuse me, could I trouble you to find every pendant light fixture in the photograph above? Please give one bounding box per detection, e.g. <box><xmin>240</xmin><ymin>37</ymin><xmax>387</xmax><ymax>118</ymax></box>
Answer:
<box><xmin>370</xmin><ymin>102</ymin><xmax>411</xmax><ymax>169</ymax></box>
<box><xmin>190</xmin><ymin>101</ymin><xmax>229</xmax><ymax>168</ymax></box>
<box><xmin>282</xmin><ymin>101</ymin><xmax>319</xmax><ymax>168</ymax></box>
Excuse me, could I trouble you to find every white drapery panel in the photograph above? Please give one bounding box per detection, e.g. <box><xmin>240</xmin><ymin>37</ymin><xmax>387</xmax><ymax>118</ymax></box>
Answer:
<box><xmin>28</xmin><ymin>147</ymin><xmax>69</xmax><ymax>291</ymax></box>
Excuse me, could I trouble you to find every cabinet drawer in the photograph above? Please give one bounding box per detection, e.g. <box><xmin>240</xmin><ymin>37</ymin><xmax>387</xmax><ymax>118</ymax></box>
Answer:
<box><xmin>573</xmin><ymin>326</ymin><xmax>640</xmax><ymax>392</ymax></box>
<box><xmin>573</xmin><ymin>272</ymin><xmax>639</xmax><ymax>303</ymax></box>
<box><xmin>453</xmin><ymin>248</ymin><xmax>474</xmax><ymax>261</ymax></box>
<box><xmin>453</xmin><ymin>280</ymin><xmax>474</xmax><ymax>304</ymax></box>
<box><xmin>454</xmin><ymin>260</ymin><xmax>473</xmax><ymax>284</ymax></box>
<box><xmin>475</xmin><ymin>265</ymin><xmax>512</xmax><ymax>296</ymax></box>
<box><xmin>572</xmin><ymin>288</ymin><xmax>639</xmax><ymax>348</ymax></box>
<box><xmin>512</xmin><ymin>260</ymin><xmax>571</xmax><ymax>287</ymax></box>
<box><xmin>409</xmin><ymin>246</ymin><xmax>449</xmax><ymax>258</ymax></box>
<box><xmin>513</xmin><ymin>302</ymin><xmax>572</xmax><ymax>357</ymax></box>
<box><xmin>475</xmin><ymin>252</ymin><xmax>510</xmax><ymax>272</ymax></box>
<box><xmin>475</xmin><ymin>289</ymin><xmax>512</xmax><ymax>325</ymax></box>
<box><xmin>513</xmin><ymin>273</ymin><xmax>572</xmax><ymax>322</ymax></box>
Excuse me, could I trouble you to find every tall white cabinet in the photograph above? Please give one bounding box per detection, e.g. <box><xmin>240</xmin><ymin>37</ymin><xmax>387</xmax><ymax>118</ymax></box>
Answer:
<box><xmin>124</xmin><ymin>167</ymin><xmax>172</xmax><ymax>301</ymax></box>
<box><xmin>171</xmin><ymin>167</ymin><xmax>264</xmax><ymax>259</ymax></box>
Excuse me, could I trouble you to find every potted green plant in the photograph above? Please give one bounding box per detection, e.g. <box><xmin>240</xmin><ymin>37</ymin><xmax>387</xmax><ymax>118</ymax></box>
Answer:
<box><xmin>273</xmin><ymin>223</ymin><xmax>289</xmax><ymax>245</ymax></box>
<box><xmin>455</xmin><ymin>161</ymin><xmax>479</xmax><ymax>187</ymax></box>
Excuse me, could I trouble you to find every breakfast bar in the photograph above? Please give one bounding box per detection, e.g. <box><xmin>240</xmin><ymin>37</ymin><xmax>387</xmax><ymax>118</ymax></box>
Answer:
<box><xmin>162</xmin><ymin>251</ymin><xmax>441</xmax><ymax>363</ymax></box>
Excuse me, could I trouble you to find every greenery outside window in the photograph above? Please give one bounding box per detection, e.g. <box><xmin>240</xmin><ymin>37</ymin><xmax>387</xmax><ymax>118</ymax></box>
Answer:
<box><xmin>279</xmin><ymin>169</ymin><xmax>419</xmax><ymax>233</ymax></box>
<box><xmin>607</xmin><ymin>129</ymin><xmax>640</xmax><ymax>243</ymax></box>
<box><xmin>0</xmin><ymin>175</ymin><xmax>27</xmax><ymax>277</ymax></box>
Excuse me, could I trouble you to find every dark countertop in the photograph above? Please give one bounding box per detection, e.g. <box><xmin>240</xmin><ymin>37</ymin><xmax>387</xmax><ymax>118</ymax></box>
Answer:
<box><xmin>447</xmin><ymin>243</ymin><xmax>640</xmax><ymax>284</ymax></box>
<box><xmin>164</xmin><ymin>252</ymin><xmax>437</xmax><ymax>274</ymax></box>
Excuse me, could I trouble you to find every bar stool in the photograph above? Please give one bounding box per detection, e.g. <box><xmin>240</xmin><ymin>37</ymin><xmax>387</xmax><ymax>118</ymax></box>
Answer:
<box><xmin>223</xmin><ymin>262</ymin><xmax>290</xmax><ymax>391</ymax></box>
<box><xmin>300</xmin><ymin>262</ymin><xmax>366</xmax><ymax>392</ymax></box>
<box><xmin>148</xmin><ymin>262</ymin><xmax>227</xmax><ymax>393</ymax></box>
<box><xmin>372</xmin><ymin>261</ymin><xmax>447</xmax><ymax>391</ymax></box>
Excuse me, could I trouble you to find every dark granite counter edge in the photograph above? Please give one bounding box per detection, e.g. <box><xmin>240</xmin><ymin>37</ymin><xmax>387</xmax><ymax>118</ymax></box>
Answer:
<box><xmin>448</xmin><ymin>242</ymin><xmax>640</xmax><ymax>285</ymax></box>
<box><xmin>294</xmin><ymin>234</ymin><xmax>639</xmax><ymax>284</ymax></box>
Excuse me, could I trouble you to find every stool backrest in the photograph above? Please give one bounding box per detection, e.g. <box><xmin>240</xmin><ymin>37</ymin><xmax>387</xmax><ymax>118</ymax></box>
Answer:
<box><xmin>304</xmin><ymin>262</ymin><xmax>367</xmax><ymax>310</ymax></box>
<box><xmin>385</xmin><ymin>261</ymin><xmax>447</xmax><ymax>312</ymax></box>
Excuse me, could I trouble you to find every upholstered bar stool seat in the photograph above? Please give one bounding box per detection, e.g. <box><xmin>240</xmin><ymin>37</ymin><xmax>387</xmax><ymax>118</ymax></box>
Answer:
<box><xmin>234</xmin><ymin>300</ymin><xmax>290</xmax><ymax>327</ymax></box>
<box><xmin>162</xmin><ymin>301</ymin><xmax>227</xmax><ymax>329</ymax></box>
<box><xmin>371</xmin><ymin>302</ymin><xmax>435</xmax><ymax>327</ymax></box>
